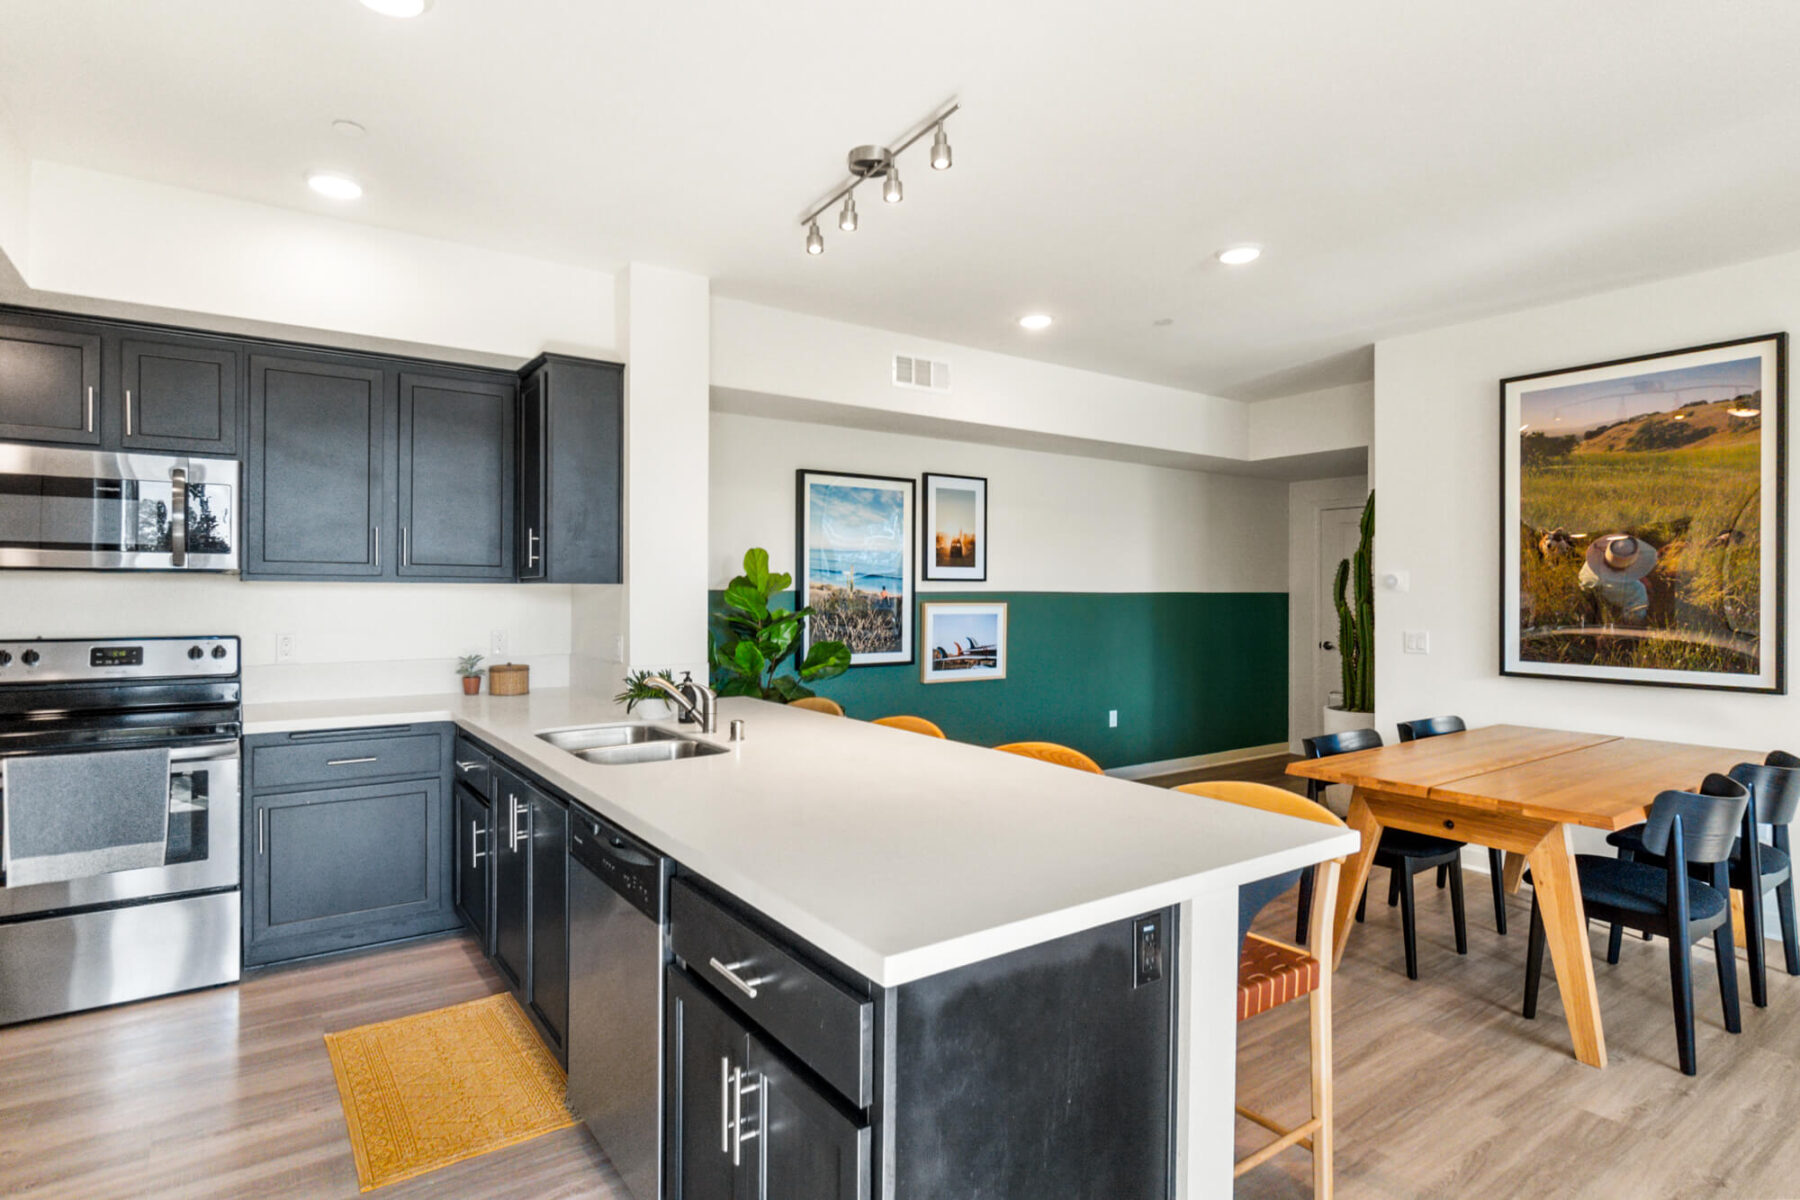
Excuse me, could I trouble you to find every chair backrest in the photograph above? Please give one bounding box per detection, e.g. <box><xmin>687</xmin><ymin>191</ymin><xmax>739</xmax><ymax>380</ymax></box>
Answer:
<box><xmin>1174</xmin><ymin>781</ymin><xmax>1348</xmax><ymax>830</ymax></box>
<box><xmin>1396</xmin><ymin>715</ymin><xmax>1466</xmax><ymax>743</ymax></box>
<box><xmin>789</xmin><ymin>696</ymin><xmax>845</xmax><ymax>716</ymax></box>
<box><xmin>1640</xmin><ymin>773</ymin><xmax>1750</xmax><ymax>865</ymax></box>
<box><xmin>1736</xmin><ymin>751</ymin><xmax>1800</xmax><ymax>828</ymax></box>
<box><xmin>1300</xmin><ymin>728</ymin><xmax>1383</xmax><ymax>759</ymax></box>
<box><xmin>872</xmin><ymin>715</ymin><xmax>946</xmax><ymax>739</ymax></box>
<box><xmin>995</xmin><ymin>741</ymin><xmax>1104</xmax><ymax>774</ymax></box>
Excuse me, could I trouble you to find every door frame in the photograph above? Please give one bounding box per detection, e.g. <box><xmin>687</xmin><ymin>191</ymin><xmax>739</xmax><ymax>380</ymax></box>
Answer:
<box><xmin>1287</xmin><ymin>475</ymin><xmax>1370</xmax><ymax>753</ymax></box>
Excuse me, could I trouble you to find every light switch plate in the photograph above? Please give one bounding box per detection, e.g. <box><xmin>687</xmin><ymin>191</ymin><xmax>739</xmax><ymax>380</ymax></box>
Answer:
<box><xmin>1403</xmin><ymin>630</ymin><xmax>1430</xmax><ymax>655</ymax></box>
<box><xmin>276</xmin><ymin>633</ymin><xmax>296</xmax><ymax>663</ymax></box>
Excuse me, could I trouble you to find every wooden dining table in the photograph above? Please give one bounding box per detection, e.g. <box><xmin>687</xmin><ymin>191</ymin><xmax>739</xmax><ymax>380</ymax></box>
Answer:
<box><xmin>1287</xmin><ymin>724</ymin><xmax>1763</xmax><ymax>1068</ymax></box>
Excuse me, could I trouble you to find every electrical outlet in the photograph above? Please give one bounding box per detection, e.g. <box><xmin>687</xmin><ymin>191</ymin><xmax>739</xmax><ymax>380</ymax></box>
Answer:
<box><xmin>614</xmin><ymin>634</ymin><xmax>626</xmax><ymax>662</ymax></box>
<box><xmin>1403</xmin><ymin>630</ymin><xmax>1430</xmax><ymax>655</ymax></box>
<box><xmin>1108</xmin><ymin>709</ymin><xmax>1119</xmax><ymax>728</ymax></box>
<box><xmin>490</xmin><ymin>629</ymin><xmax>508</xmax><ymax>657</ymax></box>
<box><xmin>1133</xmin><ymin>913</ymin><xmax>1165</xmax><ymax>987</ymax></box>
<box><xmin>276</xmin><ymin>633</ymin><xmax>296</xmax><ymax>663</ymax></box>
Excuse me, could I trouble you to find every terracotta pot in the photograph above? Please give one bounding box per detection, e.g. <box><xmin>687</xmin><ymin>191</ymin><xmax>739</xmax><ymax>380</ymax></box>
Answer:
<box><xmin>461</xmin><ymin>675</ymin><xmax>481</xmax><ymax>695</ymax></box>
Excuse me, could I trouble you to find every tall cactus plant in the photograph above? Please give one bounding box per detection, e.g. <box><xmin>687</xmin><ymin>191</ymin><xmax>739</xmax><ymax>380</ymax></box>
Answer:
<box><xmin>1332</xmin><ymin>491</ymin><xmax>1375</xmax><ymax>713</ymax></box>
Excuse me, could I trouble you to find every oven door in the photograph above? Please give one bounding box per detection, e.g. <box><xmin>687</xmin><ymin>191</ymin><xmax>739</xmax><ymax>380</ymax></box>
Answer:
<box><xmin>0</xmin><ymin>444</ymin><xmax>239</xmax><ymax>571</ymax></box>
<box><xmin>0</xmin><ymin>739</ymin><xmax>240</xmax><ymax>918</ymax></box>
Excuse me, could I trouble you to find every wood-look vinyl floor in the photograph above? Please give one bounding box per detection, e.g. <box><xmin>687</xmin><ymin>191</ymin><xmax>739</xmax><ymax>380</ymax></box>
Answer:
<box><xmin>0</xmin><ymin>934</ymin><xmax>626</xmax><ymax>1200</ymax></box>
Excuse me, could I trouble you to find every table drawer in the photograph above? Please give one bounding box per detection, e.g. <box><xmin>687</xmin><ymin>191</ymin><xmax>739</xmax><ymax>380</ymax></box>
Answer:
<box><xmin>452</xmin><ymin>736</ymin><xmax>494</xmax><ymax>799</ymax></box>
<box><xmin>670</xmin><ymin>876</ymin><xmax>873</xmax><ymax>1108</ymax></box>
<box><xmin>252</xmin><ymin>731</ymin><xmax>442</xmax><ymax>789</ymax></box>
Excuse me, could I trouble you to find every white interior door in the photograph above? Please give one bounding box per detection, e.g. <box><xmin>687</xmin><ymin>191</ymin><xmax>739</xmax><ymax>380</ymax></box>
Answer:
<box><xmin>1314</xmin><ymin>505</ymin><xmax>1366</xmax><ymax>721</ymax></box>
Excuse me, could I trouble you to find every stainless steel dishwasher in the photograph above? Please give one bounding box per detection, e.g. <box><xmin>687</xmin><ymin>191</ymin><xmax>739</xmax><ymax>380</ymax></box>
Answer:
<box><xmin>567</xmin><ymin>811</ymin><xmax>669</xmax><ymax>1200</ymax></box>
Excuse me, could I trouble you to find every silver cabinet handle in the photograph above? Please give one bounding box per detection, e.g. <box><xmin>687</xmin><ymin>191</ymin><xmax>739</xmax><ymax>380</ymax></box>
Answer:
<box><xmin>325</xmin><ymin>756</ymin><xmax>378</xmax><ymax>766</ymax></box>
<box><xmin>257</xmin><ymin>808</ymin><xmax>265</xmax><ymax>855</ymax></box>
<box><xmin>525</xmin><ymin>528</ymin><xmax>540</xmax><ymax>568</ymax></box>
<box><xmin>732</xmin><ymin>1067</ymin><xmax>760</xmax><ymax>1167</ymax></box>
<box><xmin>455</xmin><ymin>760</ymin><xmax>485</xmax><ymax>774</ymax></box>
<box><xmin>720</xmin><ymin>1057</ymin><xmax>732</xmax><ymax>1154</ymax></box>
<box><xmin>372</xmin><ymin>526</ymin><xmax>380</xmax><ymax>566</ymax></box>
<box><xmin>125</xmin><ymin>389</ymin><xmax>133</xmax><ymax>436</ymax></box>
<box><xmin>471</xmin><ymin>820</ymin><xmax>486</xmax><ymax>865</ymax></box>
<box><xmin>509</xmin><ymin>795</ymin><xmax>528</xmax><ymax>852</ymax></box>
<box><xmin>401</xmin><ymin>526</ymin><xmax>409</xmax><ymax>567</ymax></box>
<box><xmin>709</xmin><ymin>958</ymin><xmax>761</xmax><ymax>1000</ymax></box>
<box><xmin>169</xmin><ymin>466</ymin><xmax>188</xmax><ymax>567</ymax></box>
<box><xmin>86</xmin><ymin>386</ymin><xmax>94</xmax><ymax>432</ymax></box>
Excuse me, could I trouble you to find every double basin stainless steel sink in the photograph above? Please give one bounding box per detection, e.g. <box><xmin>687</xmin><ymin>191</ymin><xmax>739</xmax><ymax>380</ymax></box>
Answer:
<box><xmin>537</xmin><ymin>722</ymin><xmax>727</xmax><ymax>766</ymax></box>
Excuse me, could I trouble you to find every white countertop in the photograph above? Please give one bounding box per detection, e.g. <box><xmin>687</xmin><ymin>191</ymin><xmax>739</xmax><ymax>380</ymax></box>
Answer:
<box><xmin>244</xmin><ymin>689</ymin><xmax>1357</xmax><ymax>987</ymax></box>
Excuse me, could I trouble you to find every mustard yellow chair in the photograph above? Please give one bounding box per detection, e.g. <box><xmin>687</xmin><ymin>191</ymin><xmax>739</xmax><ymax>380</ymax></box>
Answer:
<box><xmin>1175</xmin><ymin>781</ymin><xmax>1345</xmax><ymax>1199</ymax></box>
<box><xmin>872</xmin><ymin>715</ymin><xmax>946</xmax><ymax>739</ymax></box>
<box><xmin>788</xmin><ymin>696</ymin><xmax>845</xmax><ymax>716</ymax></box>
<box><xmin>994</xmin><ymin>741</ymin><xmax>1103</xmax><ymax>774</ymax></box>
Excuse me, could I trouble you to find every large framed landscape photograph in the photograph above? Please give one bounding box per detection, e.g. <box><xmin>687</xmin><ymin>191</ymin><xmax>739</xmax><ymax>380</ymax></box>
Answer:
<box><xmin>796</xmin><ymin>470</ymin><xmax>916</xmax><ymax>667</ymax></box>
<box><xmin>1501</xmin><ymin>333</ymin><xmax>1787</xmax><ymax>693</ymax></box>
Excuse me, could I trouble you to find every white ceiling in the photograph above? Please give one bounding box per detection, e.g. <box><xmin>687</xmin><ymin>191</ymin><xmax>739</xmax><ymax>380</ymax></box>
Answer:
<box><xmin>3</xmin><ymin>1</ymin><xmax>1799</xmax><ymax>400</ymax></box>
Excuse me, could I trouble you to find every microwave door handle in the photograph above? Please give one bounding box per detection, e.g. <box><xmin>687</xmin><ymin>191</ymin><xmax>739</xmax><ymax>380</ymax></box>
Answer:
<box><xmin>169</xmin><ymin>466</ymin><xmax>188</xmax><ymax>567</ymax></box>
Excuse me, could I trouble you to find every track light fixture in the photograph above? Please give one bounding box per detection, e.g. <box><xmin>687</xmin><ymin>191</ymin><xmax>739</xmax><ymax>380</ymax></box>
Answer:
<box><xmin>799</xmin><ymin>102</ymin><xmax>957</xmax><ymax>255</ymax></box>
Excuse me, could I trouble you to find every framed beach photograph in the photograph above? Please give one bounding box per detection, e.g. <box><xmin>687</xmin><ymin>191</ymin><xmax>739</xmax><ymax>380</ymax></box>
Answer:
<box><xmin>922</xmin><ymin>473</ymin><xmax>988</xmax><ymax>581</ymax></box>
<box><xmin>921</xmin><ymin>602</ymin><xmax>1007</xmax><ymax>683</ymax></box>
<box><xmin>1501</xmin><ymin>332</ymin><xmax>1787</xmax><ymax>693</ymax></box>
<box><xmin>796</xmin><ymin>470</ymin><xmax>916</xmax><ymax>667</ymax></box>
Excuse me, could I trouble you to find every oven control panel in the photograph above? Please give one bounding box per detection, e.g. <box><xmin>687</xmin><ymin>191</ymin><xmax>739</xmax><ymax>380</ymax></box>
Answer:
<box><xmin>0</xmin><ymin>637</ymin><xmax>239</xmax><ymax>682</ymax></box>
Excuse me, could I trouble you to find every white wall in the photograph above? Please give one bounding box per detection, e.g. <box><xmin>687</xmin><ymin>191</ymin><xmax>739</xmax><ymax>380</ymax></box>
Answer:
<box><xmin>0</xmin><ymin>101</ymin><xmax>27</xmax><ymax>278</ymax></box>
<box><xmin>710</xmin><ymin>411</ymin><xmax>1289</xmax><ymax>594</ymax></box>
<box><xmin>1374</xmin><ymin>246</ymin><xmax>1800</xmax><ymax>751</ymax></box>
<box><xmin>1250</xmin><ymin>381</ymin><xmax>1374</xmax><ymax>462</ymax></box>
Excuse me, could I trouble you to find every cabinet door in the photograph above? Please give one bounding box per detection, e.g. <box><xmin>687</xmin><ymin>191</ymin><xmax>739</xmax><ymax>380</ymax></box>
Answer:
<box><xmin>541</xmin><ymin>358</ymin><xmax>623</xmax><ymax>583</ymax></box>
<box><xmin>246</xmin><ymin>353</ymin><xmax>387</xmax><ymax>577</ymax></box>
<box><xmin>0</xmin><ymin>319</ymin><xmax>101</xmax><ymax>445</ymax></box>
<box><xmin>528</xmin><ymin>789</ymin><xmax>569</xmax><ymax>1051</ymax></box>
<box><xmin>455</xmin><ymin>784</ymin><xmax>491</xmax><ymax>952</ymax></box>
<box><xmin>246</xmin><ymin>777</ymin><xmax>451</xmax><ymax>965</ymax></box>
<box><xmin>744</xmin><ymin>1035</ymin><xmax>871</xmax><ymax>1200</ymax></box>
<box><xmin>397</xmin><ymin>372</ymin><xmax>515</xmax><ymax>579</ymax></box>
<box><xmin>119</xmin><ymin>336</ymin><xmax>240</xmax><ymax>455</ymax></box>
<box><xmin>666</xmin><ymin>968</ymin><xmax>750</xmax><ymax>1200</ymax></box>
<box><xmin>491</xmin><ymin>768</ymin><xmax>532</xmax><ymax>992</ymax></box>
<box><xmin>516</xmin><ymin>371</ymin><xmax>547</xmax><ymax>581</ymax></box>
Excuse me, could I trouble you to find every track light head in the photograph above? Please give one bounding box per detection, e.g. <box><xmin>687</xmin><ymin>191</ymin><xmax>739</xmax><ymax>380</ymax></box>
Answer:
<box><xmin>930</xmin><ymin>123</ymin><xmax>952</xmax><ymax>170</ymax></box>
<box><xmin>806</xmin><ymin>221</ymin><xmax>824</xmax><ymax>255</ymax></box>
<box><xmin>839</xmin><ymin>192</ymin><xmax>858</xmax><ymax>232</ymax></box>
<box><xmin>883</xmin><ymin>166</ymin><xmax>903</xmax><ymax>204</ymax></box>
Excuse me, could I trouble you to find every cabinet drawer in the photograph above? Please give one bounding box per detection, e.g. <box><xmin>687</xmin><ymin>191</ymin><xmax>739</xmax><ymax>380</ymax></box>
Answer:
<box><xmin>670</xmin><ymin>877</ymin><xmax>873</xmax><ymax>1109</ymax></box>
<box><xmin>452</xmin><ymin>736</ymin><xmax>495</xmax><ymax>798</ymax></box>
<box><xmin>252</xmin><ymin>731</ymin><xmax>442</xmax><ymax>789</ymax></box>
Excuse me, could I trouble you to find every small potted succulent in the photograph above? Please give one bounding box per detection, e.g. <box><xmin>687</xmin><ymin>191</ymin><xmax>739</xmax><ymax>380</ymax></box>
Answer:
<box><xmin>615</xmin><ymin>668</ymin><xmax>679</xmax><ymax>721</ymax></box>
<box><xmin>457</xmin><ymin>654</ymin><xmax>485</xmax><ymax>696</ymax></box>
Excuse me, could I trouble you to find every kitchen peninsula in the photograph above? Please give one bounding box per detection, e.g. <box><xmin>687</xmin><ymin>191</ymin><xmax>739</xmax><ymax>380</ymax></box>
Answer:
<box><xmin>242</xmin><ymin>689</ymin><xmax>1356</xmax><ymax>1198</ymax></box>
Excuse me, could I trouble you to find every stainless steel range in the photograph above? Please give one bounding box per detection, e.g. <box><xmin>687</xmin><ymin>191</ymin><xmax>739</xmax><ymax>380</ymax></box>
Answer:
<box><xmin>0</xmin><ymin>636</ymin><xmax>242</xmax><ymax>1025</ymax></box>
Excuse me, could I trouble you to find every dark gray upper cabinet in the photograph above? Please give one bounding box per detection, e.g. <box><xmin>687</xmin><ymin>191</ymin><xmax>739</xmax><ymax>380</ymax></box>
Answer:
<box><xmin>119</xmin><ymin>336</ymin><xmax>240</xmax><ymax>456</ymax></box>
<box><xmin>518</xmin><ymin>355</ymin><xmax>622</xmax><ymax>584</ymax></box>
<box><xmin>245</xmin><ymin>353</ymin><xmax>388</xmax><ymax>578</ymax></box>
<box><xmin>0</xmin><ymin>318</ymin><xmax>101</xmax><ymax>445</ymax></box>
<box><xmin>398</xmin><ymin>372</ymin><xmax>515</xmax><ymax>579</ymax></box>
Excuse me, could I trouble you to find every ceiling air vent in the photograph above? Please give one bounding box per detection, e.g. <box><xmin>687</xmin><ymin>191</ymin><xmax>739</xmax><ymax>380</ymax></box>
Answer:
<box><xmin>893</xmin><ymin>354</ymin><xmax>950</xmax><ymax>393</ymax></box>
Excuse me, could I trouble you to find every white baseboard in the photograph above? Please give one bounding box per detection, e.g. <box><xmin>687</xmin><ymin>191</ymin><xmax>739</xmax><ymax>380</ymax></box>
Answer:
<box><xmin>1108</xmin><ymin>742</ymin><xmax>1290</xmax><ymax>781</ymax></box>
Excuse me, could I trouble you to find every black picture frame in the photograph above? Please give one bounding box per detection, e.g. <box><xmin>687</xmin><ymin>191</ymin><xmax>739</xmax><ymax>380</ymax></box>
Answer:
<box><xmin>921</xmin><ymin>472</ymin><xmax>989</xmax><ymax>582</ymax></box>
<box><xmin>795</xmin><ymin>469</ymin><xmax>917</xmax><ymax>668</ymax></box>
<box><xmin>1499</xmin><ymin>331</ymin><xmax>1787</xmax><ymax>694</ymax></box>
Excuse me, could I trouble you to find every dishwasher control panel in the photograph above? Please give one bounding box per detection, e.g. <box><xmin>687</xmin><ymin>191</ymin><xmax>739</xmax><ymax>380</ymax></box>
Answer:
<box><xmin>569</xmin><ymin>814</ymin><xmax>667</xmax><ymax>921</ymax></box>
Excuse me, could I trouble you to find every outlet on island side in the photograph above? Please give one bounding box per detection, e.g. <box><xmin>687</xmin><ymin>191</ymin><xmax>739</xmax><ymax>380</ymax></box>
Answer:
<box><xmin>1133</xmin><ymin>913</ymin><xmax>1164</xmax><ymax>988</ymax></box>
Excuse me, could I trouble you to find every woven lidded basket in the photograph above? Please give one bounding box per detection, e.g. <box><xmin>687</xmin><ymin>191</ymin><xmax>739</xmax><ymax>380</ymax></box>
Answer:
<box><xmin>487</xmin><ymin>663</ymin><xmax>529</xmax><ymax>696</ymax></box>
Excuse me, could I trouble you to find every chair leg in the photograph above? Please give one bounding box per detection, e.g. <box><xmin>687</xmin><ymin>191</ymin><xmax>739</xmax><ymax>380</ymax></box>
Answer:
<box><xmin>1670</xmin><ymin>927</ymin><xmax>1697</xmax><ymax>1076</ymax></box>
<box><xmin>1606</xmin><ymin>921</ymin><xmax>1624</xmax><ymax>965</ymax></box>
<box><xmin>1523</xmin><ymin>896</ymin><xmax>1546</xmax><ymax>1019</ymax></box>
<box><xmin>1356</xmin><ymin>882</ymin><xmax>1368</xmax><ymax>924</ymax></box>
<box><xmin>1448</xmin><ymin>860</ymin><xmax>1468</xmax><ymax>955</ymax></box>
<box><xmin>1436</xmin><ymin>863</ymin><xmax>1449</xmax><ymax>890</ymax></box>
<box><xmin>1777</xmin><ymin>876</ymin><xmax>1800</xmax><ymax>976</ymax></box>
<box><xmin>1308</xmin><ymin>937</ymin><xmax>1334</xmax><ymax>1200</ymax></box>
<box><xmin>1714</xmin><ymin>917</ymin><xmax>1742</xmax><ymax>1035</ymax></box>
<box><xmin>1388</xmin><ymin>870</ymin><xmax>1401</xmax><ymax>908</ymax></box>
<box><xmin>1295</xmin><ymin>865</ymin><xmax>1316</xmax><ymax>947</ymax></box>
<box><xmin>1488</xmin><ymin>848</ymin><xmax>1507</xmax><ymax>934</ymax></box>
<box><xmin>1745</xmin><ymin>882</ymin><xmax>1769</xmax><ymax>1009</ymax></box>
<box><xmin>1398</xmin><ymin>866</ymin><xmax>1420</xmax><ymax>980</ymax></box>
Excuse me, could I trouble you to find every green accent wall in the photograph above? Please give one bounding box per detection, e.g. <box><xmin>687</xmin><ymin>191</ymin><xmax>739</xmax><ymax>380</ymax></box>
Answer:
<box><xmin>709</xmin><ymin>591</ymin><xmax>1287</xmax><ymax>770</ymax></box>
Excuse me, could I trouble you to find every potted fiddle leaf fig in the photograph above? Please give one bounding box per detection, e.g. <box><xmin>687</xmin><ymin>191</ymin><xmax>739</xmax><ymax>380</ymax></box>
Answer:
<box><xmin>710</xmin><ymin>547</ymin><xmax>851</xmax><ymax>702</ymax></box>
<box><xmin>457</xmin><ymin>653</ymin><xmax>485</xmax><ymax>696</ymax></box>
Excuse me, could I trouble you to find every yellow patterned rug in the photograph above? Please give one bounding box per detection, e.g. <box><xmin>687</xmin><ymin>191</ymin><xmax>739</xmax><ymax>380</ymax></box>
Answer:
<box><xmin>324</xmin><ymin>992</ymin><xmax>578</xmax><ymax>1191</ymax></box>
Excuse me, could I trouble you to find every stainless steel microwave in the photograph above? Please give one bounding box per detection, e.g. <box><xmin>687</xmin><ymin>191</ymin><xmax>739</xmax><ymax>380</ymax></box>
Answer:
<box><xmin>0</xmin><ymin>443</ymin><xmax>239</xmax><ymax>571</ymax></box>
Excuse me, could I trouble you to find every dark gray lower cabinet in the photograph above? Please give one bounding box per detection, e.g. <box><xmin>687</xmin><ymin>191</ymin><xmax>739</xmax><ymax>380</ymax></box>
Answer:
<box><xmin>492</xmin><ymin>770</ymin><xmax>531</xmax><ymax>991</ymax></box>
<box><xmin>528</xmin><ymin>790</ymin><xmax>569</xmax><ymax>1052</ymax></box>
<box><xmin>667</xmin><ymin>968</ymin><xmax>747</xmax><ymax>1200</ymax></box>
<box><xmin>454</xmin><ymin>784</ymin><xmax>491</xmax><ymax>953</ymax></box>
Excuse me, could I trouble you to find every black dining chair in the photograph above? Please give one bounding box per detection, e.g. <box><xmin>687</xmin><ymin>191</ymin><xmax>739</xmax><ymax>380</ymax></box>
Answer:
<box><xmin>1396</xmin><ymin>716</ymin><xmax>1511</xmax><ymax>935</ymax></box>
<box><xmin>1297</xmin><ymin>728</ymin><xmax>1467</xmax><ymax>980</ymax></box>
<box><xmin>1605</xmin><ymin>750</ymin><xmax>1800</xmax><ymax>1008</ymax></box>
<box><xmin>1525</xmin><ymin>773</ymin><xmax>1748</xmax><ymax>1076</ymax></box>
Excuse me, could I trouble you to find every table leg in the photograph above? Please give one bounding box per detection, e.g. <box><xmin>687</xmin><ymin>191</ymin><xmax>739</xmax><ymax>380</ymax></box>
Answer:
<box><xmin>1525</xmin><ymin>825</ymin><xmax>1607</xmax><ymax>1068</ymax></box>
<box><xmin>1502</xmin><ymin>850</ymin><xmax>1528</xmax><ymax>895</ymax></box>
<box><xmin>1331</xmin><ymin>789</ymin><xmax>1383</xmax><ymax>969</ymax></box>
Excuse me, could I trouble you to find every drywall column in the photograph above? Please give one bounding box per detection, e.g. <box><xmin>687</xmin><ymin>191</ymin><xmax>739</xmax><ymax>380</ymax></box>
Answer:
<box><xmin>0</xmin><ymin>103</ymin><xmax>28</xmax><ymax>285</ymax></box>
<box><xmin>620</xmin><ymin>263</ymin><xmax>711</xmax><ymax>679</ymax></box>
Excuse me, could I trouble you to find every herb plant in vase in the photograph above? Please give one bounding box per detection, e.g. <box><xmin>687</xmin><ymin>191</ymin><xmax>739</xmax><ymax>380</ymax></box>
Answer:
<box><xmin>710</xmin><ymin>548</ymin><xmax>852</xmax><ymax>701</ymax></box>
<box><xmin>1323</xmin><ymin>491</ymin><xmax>1374</xmax><ymax>736</ymax></box>
<box><xmin>616</xmin><ymin>669</ymin><xmax>679</xmax><ymax>721</ymax></box>
<box><xmin>457</xmin><ymin>654</ymin><xmax>485</xmax><ymax>696</ymax></box>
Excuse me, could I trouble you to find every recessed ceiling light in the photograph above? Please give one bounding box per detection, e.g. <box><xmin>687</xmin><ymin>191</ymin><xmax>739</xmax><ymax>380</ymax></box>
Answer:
<box><xmin>360</xmin><ymin>0</ymin><xmax>430</xmax><ymax>15</ymax></box>
<box><xmin>1018</xmin><ymin>314</ymin><xmax>1053</xmax><ymax>331</ymax></box>
<box><xmin>1217</xmin><ymin>245</ymin><xmax>1262</xmax><ymax>266</ymax></box>
<box><xmin>307</xmin><ymin>171</ymin><xmax>363</xmax><ymax>200</ymax></box>
<box><xmin>331</xmin><ymin>119</ymin><xmax>367</xmax><ymax>138</ymax></box>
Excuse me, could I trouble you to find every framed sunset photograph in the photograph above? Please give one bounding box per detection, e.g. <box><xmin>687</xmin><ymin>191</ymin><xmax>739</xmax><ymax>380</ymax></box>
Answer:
<box><xmin>922</xmin><ymin>473</ymin><xmax>987</xmax><ymax>581</ymax></box>
<box><xmin>796</xmin><ymin>470</ymin><xmax>916</xmax><ymax>667</ymax></box>
<box><xmin>1501</xmin><ymin>332</ymin><xmax>1787</xmax><ymax>693</ymax></box>
<box><xmin>921</xmin><ymin>602</ymin><xmax>1007</xmax><ymax>683</ymax></box>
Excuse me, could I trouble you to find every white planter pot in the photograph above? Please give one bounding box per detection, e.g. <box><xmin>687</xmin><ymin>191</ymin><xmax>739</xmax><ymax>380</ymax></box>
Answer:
<box><xmin>633</xmin><ymin>698</ymin><xmax>676</xmax><ymax>722</ymax></box>
<box><xmin>1321</xmin><ymin>705</ymin><xmax>1373</xmax><ymax>737</ymax></box>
